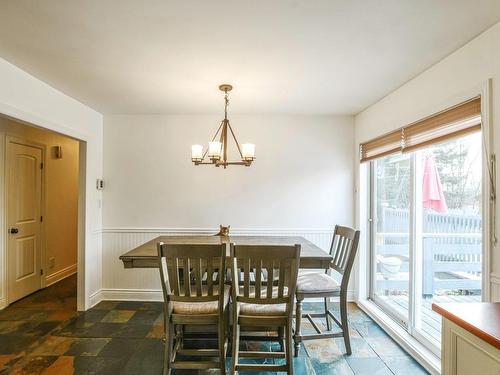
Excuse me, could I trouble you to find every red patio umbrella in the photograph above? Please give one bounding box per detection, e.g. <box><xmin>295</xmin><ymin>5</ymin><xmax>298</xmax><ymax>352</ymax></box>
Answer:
<box><xmin>422</xmin><ymin>152</ymin><xmax>447</xmax><ymax>213</ymax></box>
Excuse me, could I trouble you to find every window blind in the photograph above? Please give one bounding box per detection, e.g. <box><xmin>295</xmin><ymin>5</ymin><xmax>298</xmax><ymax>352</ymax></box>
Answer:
<box><xmin>359</xmin><ymin>130</ymin><xmax>402</xmax><ymax>162</ymax></box>
<box><xmin>359</xmin><ymin>97</ymin><xmax>481</xmax><ymax>162</ymax></box>
<box><xmin>402</xmin><ymin>97</ymin><xmax>481</xmax><ymax>152</ymax></box>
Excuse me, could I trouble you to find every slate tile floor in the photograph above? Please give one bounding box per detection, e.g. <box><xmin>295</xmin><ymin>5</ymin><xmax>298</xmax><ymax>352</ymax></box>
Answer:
<box><xmin>0</xmin><ymin>276</ymin><xmax>429</xmax><ymax>374</ymax></box>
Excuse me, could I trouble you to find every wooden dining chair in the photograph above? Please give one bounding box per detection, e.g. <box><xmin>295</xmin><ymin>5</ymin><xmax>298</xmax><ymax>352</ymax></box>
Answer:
<box><xmin>293</xmin><ymin>225</ymin><xmax>360</xmax><ymax>356</ymax></box>
<box><xmin>157</xmin><ymin>242</ymin><xmax>230</xmax><ymax>375</ymax></box>
<box><xmin>230</xmin><ymin>244</ymin><xmax>300</xmax><ymax>375</ymax></box>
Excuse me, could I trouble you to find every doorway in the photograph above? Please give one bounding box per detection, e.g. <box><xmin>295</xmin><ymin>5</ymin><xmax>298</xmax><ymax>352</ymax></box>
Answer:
<box><xmin>6</xmin><ymin>138</ymin><xmax>44</xmax><ymax>302</ymax></box>
<box><xmin>1</xmin><ymin>116</ymin><xmax>80</xmax><ymax>307</ymax></box>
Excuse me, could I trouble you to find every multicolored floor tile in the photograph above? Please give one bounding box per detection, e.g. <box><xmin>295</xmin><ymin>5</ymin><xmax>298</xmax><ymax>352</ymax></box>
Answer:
<box><xmin>0</xmin><ymin>275</ymin><xmax>429</xmax><ymax>374</ymax></box>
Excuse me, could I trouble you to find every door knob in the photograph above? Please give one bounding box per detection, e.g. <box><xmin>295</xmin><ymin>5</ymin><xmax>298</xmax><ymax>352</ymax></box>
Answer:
<box><xmin>9</xmin><ymin>227</ymin><xmax>18</xmax><ymax>234</ymax></box>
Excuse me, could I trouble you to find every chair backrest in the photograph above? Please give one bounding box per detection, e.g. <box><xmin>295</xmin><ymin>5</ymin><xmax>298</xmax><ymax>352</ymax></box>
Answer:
<box><xmin>157</xmin><ymin>243</ymin><xmax>226</xmax><ymax>305</ymax></box>
<box><xmin>230</xmin><ymin>244</ymin><xmax>300</xmax><ymax>310</ymax></box>
<box><xmin>329</xmin><ymin>225</ymin><xmax>360</xmax><ymax>288</ymax></box>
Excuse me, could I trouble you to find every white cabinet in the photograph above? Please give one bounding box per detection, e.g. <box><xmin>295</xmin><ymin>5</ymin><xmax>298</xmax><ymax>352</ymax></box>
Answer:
<box><xmin>442</xmin><ymin>318</ymin><xmax>500</xmax><ymax>375</ymax></box>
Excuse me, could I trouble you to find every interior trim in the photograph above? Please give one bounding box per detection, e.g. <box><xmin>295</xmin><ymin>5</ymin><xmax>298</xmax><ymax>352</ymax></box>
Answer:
<box><xmin>100</xmin><ymin>227</ymin><xmax>334</xmax><ymax>234</ymax></box>
<box><xmin>358</xmin><ymin>299</ymin><xmax>440</xmax><ymax>375</ymax></box>
<box><xmin>45</xmin><ymin>263</ymin><xmax>77</xmax><ymax>287</ymax></box>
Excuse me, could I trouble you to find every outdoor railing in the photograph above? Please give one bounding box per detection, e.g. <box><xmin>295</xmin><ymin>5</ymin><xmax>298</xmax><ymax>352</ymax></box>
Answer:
<box><xmin>375</xmin><ymin>208</ymin><xmax>481</xmax><ymax>296</ymax></box>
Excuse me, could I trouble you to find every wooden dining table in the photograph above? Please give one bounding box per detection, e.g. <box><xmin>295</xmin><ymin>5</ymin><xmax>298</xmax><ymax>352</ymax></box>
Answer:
<box><xmin>119</xmin><ymin>235</ymin><xmax>332</xmax><ymax>269</ymax></box>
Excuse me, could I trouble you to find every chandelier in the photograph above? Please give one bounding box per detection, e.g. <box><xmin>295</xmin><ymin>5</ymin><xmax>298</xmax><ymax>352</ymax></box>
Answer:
<box><xmin>191</xmin><ymin>84</ymin><xmax>255</xmax><ymax>168</ymax></box>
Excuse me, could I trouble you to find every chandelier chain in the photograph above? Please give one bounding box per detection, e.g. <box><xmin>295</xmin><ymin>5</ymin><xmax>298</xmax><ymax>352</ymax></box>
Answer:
<box><xmin>224</xmin><ymin>91</ymin><xmax>229</xmax><ymax>120</ymax></box>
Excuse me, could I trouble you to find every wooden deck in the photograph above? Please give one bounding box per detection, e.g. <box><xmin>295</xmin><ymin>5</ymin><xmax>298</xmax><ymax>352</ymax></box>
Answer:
<box><xmin>379</xmin><ymin>294</ymin><xmax>481</xmax><ymax>343</ymax></box>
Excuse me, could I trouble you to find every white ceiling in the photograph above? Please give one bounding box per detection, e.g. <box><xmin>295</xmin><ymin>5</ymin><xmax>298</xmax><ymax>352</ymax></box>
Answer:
<box><xmin>0</xmin><ymin>1</ymin><xmax>499</xmax><ymax>115</ymax></box>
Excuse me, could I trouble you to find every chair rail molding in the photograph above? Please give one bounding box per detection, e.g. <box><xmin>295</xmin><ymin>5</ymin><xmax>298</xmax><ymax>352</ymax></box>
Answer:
<box><xmin>100</xmin><ymin>227</ymin><xmax>334</xmax><ymax>234</ymax></box>
<box><xmin>96</xmin><ymin>227</ymin><xmax>356</xmax><ymax>308</ymax></box>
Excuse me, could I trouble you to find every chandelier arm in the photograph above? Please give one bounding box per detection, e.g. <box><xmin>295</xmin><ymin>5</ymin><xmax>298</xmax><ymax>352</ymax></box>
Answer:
<box><xmin>210</xmin><ymin>120</ymin><xmax>225</xmax><ymax>141</ymax></box>
<box><xmin>227</xmin><ymin>121</ymin><xmax>244</xmax><ymax>158</ymax></box>
<box><xmin>217</xmin><ymin>161</ymin><xmax>250</xmax><ymax>166</ymax></box>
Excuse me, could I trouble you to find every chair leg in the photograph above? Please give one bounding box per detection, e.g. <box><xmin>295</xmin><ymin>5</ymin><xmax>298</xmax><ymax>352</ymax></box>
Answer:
<box><xmin>231</xmin><ymin>321</ymin><xmax>240</xmax><ymax>375</ymax></box>
<box><xmin>278</xmin><ymin>326</ymin><xmax>285</xmax><ymax>352</ymax></box>
<box><xmin>324</xmin><ymin>297</ymin><xmax>331</xmax><ymax>331</ymax></box>
<box><xmin>285</xmin><ymin>322</ymin><xmax>294</xmax><ymax>375</ymax></box>
<box><xmin>340</xmin><ymin>292</ymin><xmax>352</xmax><ymax>355</ymax></box>
<box><xmin>219</xmin><ymin>313</ymin><xmax>227</xmax><ymax>375</ymax></box>
<box><xmin>163</xmin><ymin>321</ymin><xmax>174</xmax><ymax>375</ymax></box>
<box><xmin>294</xmin><ymin>297</ymin><xmax>303</xmax><ymax>357</ymax></box>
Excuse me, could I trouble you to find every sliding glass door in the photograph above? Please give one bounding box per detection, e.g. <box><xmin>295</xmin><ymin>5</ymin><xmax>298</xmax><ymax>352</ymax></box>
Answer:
<box><xmin>369</xmin><ymin>132</ymin><xmax>482</xmax><ymax>353</ymax></box>
<box><xmin>371</xmin><ymin>153</ymin><xmax>411</xmax><ymax>326</ymax></box>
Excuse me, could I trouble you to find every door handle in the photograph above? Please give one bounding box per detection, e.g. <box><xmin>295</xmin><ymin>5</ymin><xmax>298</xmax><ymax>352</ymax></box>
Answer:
<box><xmin>9</xmin><ymin>227</ymin><xmax>19</xmax><ymax>234</ymax></box>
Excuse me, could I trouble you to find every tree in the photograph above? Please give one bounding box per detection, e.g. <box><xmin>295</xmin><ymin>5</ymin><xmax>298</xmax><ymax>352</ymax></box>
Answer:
<box><xmin>432</xmin><ymin>137</ymin><xmax>480</xmax><ymax>212</ymax></box>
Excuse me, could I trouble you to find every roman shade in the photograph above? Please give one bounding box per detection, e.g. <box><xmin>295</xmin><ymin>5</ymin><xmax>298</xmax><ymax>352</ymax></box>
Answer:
<box><xmin>359</xmin><ymin>130</ymin><xmax>402</xmax><ymax>163</ymax></box>
<box><xmin>359</xmin><ymin>97</ymin><xmax>481</xmax><ymax>162</ymax></box>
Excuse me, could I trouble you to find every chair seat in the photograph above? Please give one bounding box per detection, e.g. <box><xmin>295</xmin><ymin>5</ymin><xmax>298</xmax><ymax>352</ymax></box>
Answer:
<box><xmin>172</xmin><ymin>285</ymin><xmax>230</xmax><ymax>315</ymax></box>
<box><xmin>239</xmin><ymin>302</ymin><xmax>287</xmax><ymax>316</ymax></box>
<box><xmin>296</xmin><ymin>272</ymin><xmax>340</xmax><ymax>295</ymax></box>
<box><xmin>238</xmin><ymin>287</ymin><xmax>288</xmax><ymax>316</ymax></box>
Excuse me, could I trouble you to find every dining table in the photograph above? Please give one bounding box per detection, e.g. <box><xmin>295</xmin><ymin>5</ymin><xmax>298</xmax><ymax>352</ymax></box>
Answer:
<box><xmin>119</xmin><ymin>235</ymin><xmax>332</xmax><ymax>269</ymax></box>
<box><xmin>119</xmin><ymin>234</ymin><xmax>333</xmax><ymax>341</ymax></box>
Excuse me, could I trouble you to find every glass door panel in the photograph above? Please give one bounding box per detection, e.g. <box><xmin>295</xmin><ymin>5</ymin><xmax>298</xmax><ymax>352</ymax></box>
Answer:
<box><xmin>415</xmin><ymin>133</ymin><xmax>482</xmax><ymax>345</ymax></box>
<box><xmin>372</xmin><ymin>153</ymin><xmax>411</xmax><ymax>325</ymax></box>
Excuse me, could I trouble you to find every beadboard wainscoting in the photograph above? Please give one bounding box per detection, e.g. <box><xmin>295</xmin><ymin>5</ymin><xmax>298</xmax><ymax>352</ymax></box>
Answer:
<box><xmin>96</xmin><ymin>227</ymin><xmax>355</xmax><ymax>307</ymax></box>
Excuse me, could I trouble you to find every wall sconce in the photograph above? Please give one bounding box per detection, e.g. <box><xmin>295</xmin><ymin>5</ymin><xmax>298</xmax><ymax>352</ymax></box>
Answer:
<box><xmin>53</xmin><ymin>146</ymin><xmax>63</xmax><ymax>159</ymax></box>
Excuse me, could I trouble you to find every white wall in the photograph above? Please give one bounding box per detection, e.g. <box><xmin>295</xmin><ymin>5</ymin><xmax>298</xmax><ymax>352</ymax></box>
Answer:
<box><xmin>102</xmin><ymin>114</ymin><xmax>355</xmax><ymax>299</ymax></box>
<box><xmin>354</xmin><ymin>21</ymin><xmax>500</xmax><ymax>300</ymax></box>
<box><xmin>0</xmin><ymin>57</ymin><xmax>103</xmax><ymax>310</ymax></box>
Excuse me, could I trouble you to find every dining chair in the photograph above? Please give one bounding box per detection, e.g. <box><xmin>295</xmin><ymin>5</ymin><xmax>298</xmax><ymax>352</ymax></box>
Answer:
<box><xmin>157</xmin><ymin>242</ymin><xmax>230</xmax><ymax>375</ymax></box>
<box><xmin>230</xmin><ymin>244</ymin><xmax>301</xmax><ymax>375</ymax></box>
<box><xmin>293</xmin><ymin>225</ymin><xmax>360</xmax><ymax>356</ymax></box>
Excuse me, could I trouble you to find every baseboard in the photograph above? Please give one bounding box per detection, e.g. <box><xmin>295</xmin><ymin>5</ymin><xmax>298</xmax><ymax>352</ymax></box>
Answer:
<box><xmin>45</xmin><ymin>263</ymin><xmax>77</xmax><ymax>287</ymax></box>
<box><xmin>89</xmin><ymin>288</ymin><xmax>163</xmax><ymax>307</ymax></box>
<box><xmin>89</xmin><ymin>290</ymin><xmax>103</xmax><ymax>308</ymax></box>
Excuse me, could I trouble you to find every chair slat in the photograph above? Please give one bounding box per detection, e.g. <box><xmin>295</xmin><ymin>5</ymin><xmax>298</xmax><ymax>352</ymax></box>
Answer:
<box><xmin>172</xmin><ymin>259</ymin><xmax>180</xmax><ymax>295</ymax></box>
<box><xmin>278</xmin><ymin>259</ymin><xmax>285</xmax><ymax>298</ymax></box>
<box><xmin>255</xmin><ymin>259</ymin><xmax>262</xmax><ymax>298</ymax></box>
<box><xmin>195</xmin><ymin>258</ymin><xmax>203</xmax><ymax>297</ymax></box>
<box><xmin>341</xmin><ymin>239</ymin><xmax>352</xmax><ymax>270</ymax></box>
<box><xmin>266</xmin><ymin>259</ymin><xmax>273</xmax><ymax>298</ymax></box>
<box><xmin>244</xmin><ymin>258</ymin><xmax>250</xmax><ymax>298</ymax></box>
<box><xmin>217</xmin><ymin>256</ymin><xmax>224</xmax><ymax>292</ymax></box>
<box><xmin>335</xmin><ymin>237</ymin><xmax>345</xmax><ymax>271</ymax></box>
<box><xmin>207</xmin><ymin>260</ymin><xmax>213</xmax><ymax>295</ymax></box>
<box><xmin>183</xmin><ymin>258</ymin><xmax>191</xmax><ymax>296</ymax></box>
<box><xmin>333</xmin><ymin>236</ymin><xmax>344</xmax><ymax>269</ymax></box>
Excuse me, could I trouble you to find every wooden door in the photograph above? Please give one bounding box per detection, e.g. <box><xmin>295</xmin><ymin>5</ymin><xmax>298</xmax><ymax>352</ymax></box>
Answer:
<box><xmin>7</xmin><ymin>139</ymin><xmax>43</xmax><ymax>303</ymax></box>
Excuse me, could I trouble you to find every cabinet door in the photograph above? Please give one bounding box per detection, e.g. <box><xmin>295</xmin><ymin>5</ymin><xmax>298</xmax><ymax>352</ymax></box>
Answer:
<box><xmin>455</xmin><ymin>335</ymin><xmax>500</xmax><ymax>375</ymax></box>
<box><xmin>442</xmin><ymin>319</ymin><xmax>500</xmax><ymax>375</ymax></box>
